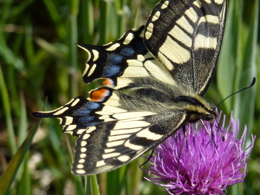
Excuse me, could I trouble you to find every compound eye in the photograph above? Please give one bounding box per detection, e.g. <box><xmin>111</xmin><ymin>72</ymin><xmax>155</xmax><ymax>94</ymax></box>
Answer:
<box><xmin>204</xmin><ymin>115</ymin><xmax>213</xmax><ymax>121</ymax></box>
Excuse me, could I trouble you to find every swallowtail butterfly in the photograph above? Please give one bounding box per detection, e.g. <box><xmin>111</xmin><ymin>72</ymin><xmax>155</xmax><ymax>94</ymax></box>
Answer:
<box><xmin>33</xmin><ymin>0</ymin><xmax>227</xmax><ymax>175</ymax></box>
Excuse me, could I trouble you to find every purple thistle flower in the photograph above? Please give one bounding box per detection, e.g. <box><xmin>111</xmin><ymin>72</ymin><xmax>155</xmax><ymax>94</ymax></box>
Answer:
<box><xmin>145</xmin><ymin>111</ymin><xmax>255</xmax><ymax>195</ymax></box>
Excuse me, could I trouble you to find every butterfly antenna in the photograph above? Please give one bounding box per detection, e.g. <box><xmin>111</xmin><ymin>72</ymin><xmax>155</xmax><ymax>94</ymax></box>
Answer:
<box><xmin>213</xmin><ymin>77</ymin><xmax>256</xmax><ymax>110</ymax></box>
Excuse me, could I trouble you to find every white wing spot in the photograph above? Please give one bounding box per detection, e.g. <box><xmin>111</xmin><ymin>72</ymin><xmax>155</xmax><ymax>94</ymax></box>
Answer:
<box><xmin>83</xmin><ymin>63</ymin><xmax>90</xmax><ymax>77</ymax></box>
<box><xmin>113</xmin><ymin>112</ymin><xmax>155</xmax><ymax>120</ymax></box>
<box><xmin>145</xmin><ymin>23</ymin><xmax>154</xmax><ymax>40</ymax></box>
<box><xmin>106</xmin><ymin>43</ymin><xmax>120</xmax><ymax>51</ymax></box>
<box><xmin>185</xmin><ymin>7</ymin><xmax>198</xmax><ymax>23</ymax></box>
<box><xmin>125</xmin><ymin>140</ymin><xmax>143</xmax><ymax>150</ymax></box>
<box><xmin>117</xmin><ymin>155</ymin><xmax>131</xmax><ymax>162</ymax></box>
<box><xmin>122</xmin><ymin>66</ymin><xmax>150</xmax><ymax>77</ymax></box>
<box><xmin>199</xmin><ymin>15</ymin><xmax>219</xmax><ymax>25</ymax></box>
<box><xmin>66</xmin><ymin>124</ymin><xmax>77</xmax><ymax>131</ymax></box>
<box><xmin>81</xmin><ymin>147</ymin><xmax>87</xmax><ymax>153</ymax></box>
<box><xmin>144</xmin><ymin>60</ymin><xmax>175</xmax><ymax>85</ymax></box>
<box><xmin>79</xmin><ymin>159</ymin><xmax>85</xmax><ymax>163</ymax></box>
<box><xmin>96</xmin><ymin>160</ymin><xmax>106</xmax><ymax>167</ymax></box>
<box><xmin>82</xmin><ymin>134</ymin><xmax>90</xmax><ymax>140</ymax></box>
<box><xmin>81</xmin><ymin>141</ymin><xmax>87</xmax><ymax>147</ymax></box>
<box><xmin>101</xmin><ymin>105</ymin><xmax>127</xmax><ymax>114</ymax></box>
<box><xmin>64</xmin><ymin>116</ymin><xmax>73</xmax><ymax>125</ymax></box>
<box><xmin>92</xmin><ymin>49</ymin><xmax>99</xmax><ymax>61</ymax></box>
<box><xmin>53</xmin><ymin>107</ymin><xmax>69</xmax><ymax>115</ymax></box>
<box><xmin>86</xmin><ymin>126</ymin><xmax>96</xmax><ymax>134</ymax></box>
<box><xmin>105</xmin><ymin>148</ymin><xmax>116</xmax><ymax>153</ymax></box>
<box><xmin>107</xmin><ymin>140</ymin><xmax>125</xmax><ymax>147</ymax></box>
<box><xmin>214</xmin><ymin>0</ymin><xmax>224</xmax><ymax>4</ymax></box>
<box><xmin>161</xmin><ymin>1</ymin><xmax>169</xmax><ymax>9</ymax></box>
<box><xmin>114</xmin><ymin>121</ymin><xmax>150</xmax><ymax>130</ymax></box>
<box><xmin>71</xmin><ymin>98</ymin><xmax>80</xmax><ymax>107</ymax></box>
<box><xmin>169</xmin><ymin>25</ymin><xmax>192</xmax><ymax>47</ymax></box>
<box><xmin>80</xmin><ymin>154</ymin><xmax>86</xmax><ymax>158</ymax></box>
<box><xmin>126</xmin><ymin>59</ymin><xmax>143</xmax><ymax>66</ymax></box>
<box><xmin>194</xmin><ymin>35</ymin><xmax>217</xmax><ymax>49</ymax></box>
<box><xmin>87</xmin><ymin>63</ymin><xmax>97</xmax><ymax>77</ymax></box>
<box><xmin>108</xmin><ymin>134</ymin><xmax>130</xmax><ymax>142</ymax></box>
<box><xmin>123</xmin><ymin>33</ymin><xmax>134</xmax><ymax>45</ymax></box>
<box><xmin>137</xmin><ymin>54</ymin><xmax>145</xmax><ymax>61</ymax></box>
<box><xmin>110</xmin><ymin>128</ymin><xmax>141</xmax><ymax>136</ymax></box>
<box><xmin>102</xmin><ymin>152</ymin><xmax>120</xmax><ymax>159</ymax></box>
<box><xmin>152</xmin><ymin>11</ymin><xmax>161</xmax><ymax>22</ymax></box>
<box><xmin>76</xmin><ymin>129</ymin><xmax>85</xmax><ymax>135</ymax></box>
<box><xmin>77</xmin><ymin>164</ymin><xmax>84</xmax><ymax>169</ymax></box>
<box><xmin>116</xmin><ymin>78</ymin><xmax>133</xmax><ymax>89</ymax></box>
<box><xmin>104</xmin><ymin>97</ymin><xmax>121</xmax><ymax>107</ymax></box>
<box><xmin>159</xmin><ymin>37</ymin><xmax>190</xmax><ymax>66</ymax></box>
<box><xmin>76</xmin><ymin>169</ymin><xmax>86</xmax><ymax>174</ymax></box>
<box><xmin>176</xmin><ymin>16</ymin><xmax>194</xmax><ymax>34</ymax></box>
<box><xmin>193</xmin><ymin>0</ymin><xmax>202</xmax><ymax>7</ymax></box>
<box><xmin>136</xmin><ymin>128</ymin><xmax>163</xmax><ymax>140</ymax></box>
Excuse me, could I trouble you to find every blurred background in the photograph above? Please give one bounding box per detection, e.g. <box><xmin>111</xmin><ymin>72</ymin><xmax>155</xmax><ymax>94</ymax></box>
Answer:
<box><xmin>0</xmin><ymin>0</ymin><xmax>259</xmax><ymax>194</ymax></box>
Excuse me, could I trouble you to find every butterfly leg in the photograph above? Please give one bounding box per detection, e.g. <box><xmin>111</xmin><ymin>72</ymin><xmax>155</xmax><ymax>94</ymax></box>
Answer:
<box><xmin>177</xmin><ymin>126</ymin><xmax>188</xmax><ymax>172</ymax></box>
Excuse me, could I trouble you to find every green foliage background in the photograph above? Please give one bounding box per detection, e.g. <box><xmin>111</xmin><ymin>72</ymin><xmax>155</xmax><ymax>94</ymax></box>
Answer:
<box><xmin>0</xmin><ymin>0</ymin><xmax>259</xmax><ymax>194</ymax></box>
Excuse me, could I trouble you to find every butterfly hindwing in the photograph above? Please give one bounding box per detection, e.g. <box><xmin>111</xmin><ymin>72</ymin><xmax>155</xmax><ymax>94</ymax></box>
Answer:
<box><xmin>144</xmin><ymin>0</ymin><xmax>227</xmax><ymax>95</ymax></box>
<box><xmin>79</xmin><ymin>26</ymin><xmax>177</xmax><ymax>90</ymax></box>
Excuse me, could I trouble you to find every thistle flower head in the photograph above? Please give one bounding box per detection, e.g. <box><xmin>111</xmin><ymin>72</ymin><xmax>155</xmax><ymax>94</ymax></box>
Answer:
<box><xmin>145</xmin><ymin>112</ymin><xmax>255</xmax><ymax>195</ymax></box>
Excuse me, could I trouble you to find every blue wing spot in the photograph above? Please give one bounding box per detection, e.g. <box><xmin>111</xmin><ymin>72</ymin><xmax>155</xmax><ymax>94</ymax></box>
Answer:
<box><xmin>107</xmin><ymin>54</ymin><xmax>124</xmax><ymax>64</ymax></box>
<box><xmin>103</xmin><ymin>65</ymin><xmax>121</xmax><ymax>77</ymax></box>
<box><xmin>120</xmin><ymin>47</ymin><xmax>135</xmax><ymax>57</ymax></box>
<box><xmin>85</xmin><ymin>122</ymin><xmax>99</xmax><ymax>127</ymax></box>
<box><xmin>79</xmin><ymin>116</ymin><xmax>95</xmax><ymax>123</ymax></box>
<box><xmin>73</xmin><ymin>102</ymin><xmax>100</xmax><ymax>116</ymax></box>
<box><xmin>73</xmin><ymin>109</ymin><xmax>91</xmax><ymax>116</ymax></box>
<box><xmin>86</xmin><ymin>102</ymin><xmax>101</xmax><ymax>110</ymax></box>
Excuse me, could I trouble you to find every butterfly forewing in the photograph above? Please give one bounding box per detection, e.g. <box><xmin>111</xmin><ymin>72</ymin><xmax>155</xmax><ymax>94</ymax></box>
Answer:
<box><xmin>72</xmin><ymin>108</ymin><xmax>187</xmax><ymax>175</ymax></box>
<box><xmin>144</xmin><ymin>0</ymin><xmax>227</xmax><ymax>95</ymax></box>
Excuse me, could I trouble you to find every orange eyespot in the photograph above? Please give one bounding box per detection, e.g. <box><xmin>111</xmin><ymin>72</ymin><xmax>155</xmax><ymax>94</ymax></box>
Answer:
<box><xmin>102</xmin><ymin>78</ymin><xmax>114</xmax><ymax>87</ymax></box>
<box><xmin>90</xmin><ymin>88</ymin><xmax>110</xmax><ymax>102</ymax></box>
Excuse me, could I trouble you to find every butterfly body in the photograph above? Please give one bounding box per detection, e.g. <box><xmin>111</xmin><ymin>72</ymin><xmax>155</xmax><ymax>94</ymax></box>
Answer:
<box><xmin>33</xmin><ymin>0</ymin><xmax>227</xmax><ymax>175</ymax></box>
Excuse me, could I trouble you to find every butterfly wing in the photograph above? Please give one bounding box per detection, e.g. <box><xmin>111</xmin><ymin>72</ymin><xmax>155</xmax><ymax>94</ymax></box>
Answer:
<box><xmin>79</xmin><ymin>26</ymin><xmax>177</xmax><ymax>90</ymax></box>
<box><xmin>144</xmin><ymin>0</ymin><xmax>227</xmax><ymax>95</ymax></box>
<box><xmin>34</xmin><ymin>88</ymin><xmax>188</xmax><ymax>175</ymax></box>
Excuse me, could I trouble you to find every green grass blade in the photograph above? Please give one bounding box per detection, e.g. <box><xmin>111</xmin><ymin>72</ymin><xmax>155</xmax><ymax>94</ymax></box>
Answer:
<box><xmin>234</xmin><ymin>0</ymin><xmax>258</xmax><ymax>132</ymax></box>
<box><xmin>0</xmin><ymin>119</ymin><xmax>41</xmax><ymax>195</ymax></box>
<box><xmin>0</xmin><ymin>66</ymin><xmax>16</xmax><ymax>155</ymax></box>
<box><xmin>99</xmin><ymin>1</ymin><xmax>110</xmax><ymax>44</ymax></box>
<box><xmin>16</xmin><ymin>154</ymin><xmax>31</xmax><ymax>195</ymax></box>
<box><xmin>69</xmin><ymin>0</ymin><xmax>79</xmax><ymax>98</ymax></box>
<box><xmin>18</xmin><ymin>92</ymin><xmax>28</xmax><ymax>146</ymax></box>
<box><xmin>91</xmin><ymin>175</ymin><xmax>100</xmax><ymax>195</ymax></box>
<box><xmin>79</xmin><ymin>0</ymin><xmax>94</xmax><ymax>44</ymax></box>
<box><xmin>42</xmin><ymin>0</ymin><xmax>67</xmax><ymax>39</ymax></box>
<box><xmin>217</xmin><ymin>0</ymin><xmax>241</xmax><ymax>111</ymax></box>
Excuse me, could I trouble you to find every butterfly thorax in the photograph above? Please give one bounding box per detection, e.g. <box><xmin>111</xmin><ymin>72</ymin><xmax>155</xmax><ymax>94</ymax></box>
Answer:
<box><xmin>173</xmin><ymin>94</ymin><xmax>217</xmax><ymax>123</ymax></box>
